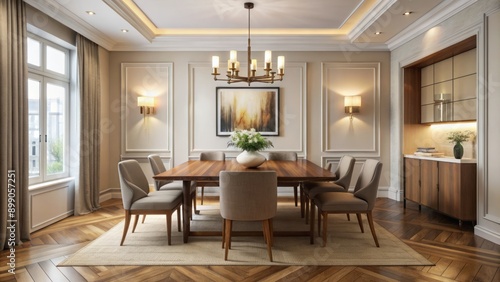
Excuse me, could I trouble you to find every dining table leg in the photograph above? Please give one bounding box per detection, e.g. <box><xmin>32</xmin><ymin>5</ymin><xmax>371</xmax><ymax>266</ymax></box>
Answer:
<box><xmin>183</xmin><ymin>180</ymin><xmax>192</xmax><ymax>243</ymax></box>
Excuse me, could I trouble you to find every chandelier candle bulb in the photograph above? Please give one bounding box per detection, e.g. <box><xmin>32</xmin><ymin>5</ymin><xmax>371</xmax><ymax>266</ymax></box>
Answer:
<box><xmin>251</xmin><ymin>59</ymin><xmax>257</xmax><ymax>71</ymax></box>
<box><xmin>230</xmin><ymin>50</ymin><xmax>237</xmax><ymax>63</ymax></box>
<box><xmin>265</xmin><ymin>50</ymin><xmax>272</xmax><ymax>63</ymax></box>
<box><xmin>212</xmin><ymin>56</ymin><xmax>219</xmax><ymax>73</ymax></box>
<box><xmin>277</xmin><ymin>56</ymin><xmax>285</xmax><ymax>73</ymax></box>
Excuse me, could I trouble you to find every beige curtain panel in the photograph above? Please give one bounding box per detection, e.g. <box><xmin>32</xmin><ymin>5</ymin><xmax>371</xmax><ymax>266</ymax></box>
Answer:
<box><xmin>0</xmin><ymin>0</ymin><xmax>31</xmax><ymax>249</ymax></box>
<box><xmin>75</xmin><ymin>34</ymin><xmax>101</xmax><ymax>215</ymax></box>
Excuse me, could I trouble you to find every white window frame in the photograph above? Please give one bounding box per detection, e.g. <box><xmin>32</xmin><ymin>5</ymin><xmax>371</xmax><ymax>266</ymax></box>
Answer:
<box><xmin>28</xmin><ymin>33</ymin><xmax>71</xmax><ymax>185</ymax></box>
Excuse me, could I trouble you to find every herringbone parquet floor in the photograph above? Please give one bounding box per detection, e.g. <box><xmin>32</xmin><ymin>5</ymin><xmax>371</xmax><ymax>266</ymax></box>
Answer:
<box><xmin>1</xmin><ymin>197</ymin><xmax>499</xmax><ymax>281</ymax></box>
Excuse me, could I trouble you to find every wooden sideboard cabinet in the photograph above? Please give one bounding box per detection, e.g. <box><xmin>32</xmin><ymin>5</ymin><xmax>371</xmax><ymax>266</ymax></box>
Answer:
<box><xmin>403</xmin><ymin>156</ymin><xmax>476</xmax><ymax>226</ymax></box>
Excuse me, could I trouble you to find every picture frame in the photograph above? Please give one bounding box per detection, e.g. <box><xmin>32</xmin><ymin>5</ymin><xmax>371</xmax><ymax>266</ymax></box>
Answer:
<box><xmin>216</xmin><ymin>87</ymin><xmax>279</xmax><ymax>136</ymax></box>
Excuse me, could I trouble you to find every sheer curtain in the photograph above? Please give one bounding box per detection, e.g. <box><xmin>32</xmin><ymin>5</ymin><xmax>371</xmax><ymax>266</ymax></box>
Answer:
<box><xmin>74</xmin><ymin>34</ymin><xmax>101</xmax><ymax>215</ymax></box>
<box><xmin>0</xmin><ymin>0</ymin><xmax>30</xmax><ymax>248</ymax></box>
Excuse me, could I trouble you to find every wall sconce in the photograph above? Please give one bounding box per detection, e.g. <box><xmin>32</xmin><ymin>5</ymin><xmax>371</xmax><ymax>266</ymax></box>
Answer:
<box><xmin>137</xmin><ymin>96</ymin><xmax>155</xmax><ymax>115</ymax></box>
<box><xmin>344</xmin><ymin>95</ymin><xmax>361</xmax><ymax>120</ymax></box>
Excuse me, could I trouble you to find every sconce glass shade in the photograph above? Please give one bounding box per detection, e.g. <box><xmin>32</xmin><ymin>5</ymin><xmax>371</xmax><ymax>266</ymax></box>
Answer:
<box><xmin>137</xmin><ymin>96</ymin><xmax>155</xmax><ymax>107</ymax></box>
<box><xmin>137</xmin><ymin>96</ymin><xmax>155</xmax><ymax>114</ymax></box>
<box><xmin>344</xmin><ymin>95</ymin><xmax>361</xmax><ymax>114</ymax></box>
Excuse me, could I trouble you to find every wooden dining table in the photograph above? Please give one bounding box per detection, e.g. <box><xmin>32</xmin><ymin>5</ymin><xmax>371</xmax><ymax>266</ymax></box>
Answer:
<box><xmin>154</xmin><ymin>159</ymin><xmax>336</xmax><ymax>243</ymax></box>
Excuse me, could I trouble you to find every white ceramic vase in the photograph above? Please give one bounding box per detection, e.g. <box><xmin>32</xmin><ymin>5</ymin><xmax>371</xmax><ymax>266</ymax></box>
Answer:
<box><xmin>236</xmin><ymin>150</ymin><xmax>266</xmax><ymax>168</ymax></box>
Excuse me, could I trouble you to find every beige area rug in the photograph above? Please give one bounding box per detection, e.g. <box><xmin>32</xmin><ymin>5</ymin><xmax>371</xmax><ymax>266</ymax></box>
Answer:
<box><xmin>59</xmin><ymin>204</ymin><xmax>432</xmax><ymax>266</ymax></box>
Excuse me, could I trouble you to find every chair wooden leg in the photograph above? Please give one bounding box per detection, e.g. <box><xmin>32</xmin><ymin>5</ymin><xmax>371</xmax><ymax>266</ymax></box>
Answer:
<box><xmin>317</xmin><ymin>209</ymin><xmax>322</xmax><ymax>236</ymax></box>
<box><xmin>221</xmin><ymin>219</ymin><xmax>225</xmax><ymax>249</ymax></box>
<box><xmin>120</xmin><ymin>211</ymin><xmax>132</xmax><ymax>246</ymax></box>
<box><xmin>300</xmin><ymin>185</ymin><xmax>305</xmax><ymax>218</ymax></box>
<box><xmin>367</xmin><ymin>211</ymin><xmax>380</xmax><ymax>247</ymax></box>
<box><xmin>322</xmin><ymin>211</ymin><xmax>328</xmax><ymax>247</ymax></box>
<box><xmin>132</xmin><ymin>214</ymin><xmax>140</xmax><ymax>233</ymax></box>
<box><xmin>263</xmin><ymin>219</ymin><xmax>273</xmax><ymax>262</ymax></box>
<box><xmin>193</xmin><ymin>191</ymin><xmax>199</xmax><ymax>215</ymax></box>
<box><xmin>309</xmin><ymin>202</ymin><xmax>315</xmax><ymax>244</ymax></box>
<box><xmin>142</xmin><ymin>214</ymin><xmax>146</xmax><ymax>223</ymax></box>
<box><xmin>224</xmin><ymin>219</ymin><xmax>232</xmax><ymax>260</ymax></box>
<box><xmin>293</xmin><ymin>186</ymin><xmax>298</xmax><ymax>206</ymax></box>
<box><xmin>305</xmin><ymin>196</ymin><xmax>310</xmax><ymax>224</ymax></box>
<box><xmin>201</xmin><ymin>186</ymin><xmax>205</xmax><ymax>205</ymax></box>
<box><xmin>166</xmin><ymin>211</ymin><xmax>172</xmax><ymax>245</ymax></box>
<box><xmin>356</xmin><ymin>213</ymin><xmax>364</xmax><ymax>233</ymax></box>
<box><xmin>177</xmin><ymin>206</ymin><xmax>182</xmax><ymax>232</ymax></box>
<box><xmin>346</xmin><ymin>213</ymin><xmax>351</xmax><ymax>221</ymax></box>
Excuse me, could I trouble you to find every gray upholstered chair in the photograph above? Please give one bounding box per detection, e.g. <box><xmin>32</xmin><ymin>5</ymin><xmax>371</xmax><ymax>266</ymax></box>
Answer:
<box><xmin>219</xmin><ymin>171</ymin><xmax>277</xmax><ymax>261</ymax></box>
<box><xmin>148</xmin><ymin>154</ymin><xmax>198</xmax><ymax>217</ymax></box>
<box><xmin>118</xmin><ymin>160</ymin><xmax>183</xmax><ymax>246</ymax></box>
<box><xmin>309</xmin><ymin>159</ymin><xmax>383</xmax><ymax>247</ymax></box>
<box><xmin>302</xmin><ymin>155</ymin><xmax>356</xmax><ymax>223</ymax></box>
<box><xmin>198</xmin><ymin>151</ymin><xmax>225</xmax><ymax>205</ymax></box>
<box><xmin>267</xmin><ymin>152</ymin><xmax>301</xmax><ymax>207</ymax></box>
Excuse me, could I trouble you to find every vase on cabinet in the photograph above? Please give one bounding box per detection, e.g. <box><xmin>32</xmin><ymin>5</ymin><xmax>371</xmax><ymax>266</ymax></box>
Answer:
<box><xmin>453</xmin><ymin>142</ymin><xmax>464</xmax><ymax>159</ymax></box>
<box><xmin>236</xmin><ymin>150</ymin><xmax>266</xmax><ymax>168</ymax></box>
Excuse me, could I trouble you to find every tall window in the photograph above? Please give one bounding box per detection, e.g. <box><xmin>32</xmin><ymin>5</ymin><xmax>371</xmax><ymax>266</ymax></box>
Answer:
<box><xmin>27</xmin><ymin>34</ymin><xmax>70</xmax><ymax>184</ymax></box>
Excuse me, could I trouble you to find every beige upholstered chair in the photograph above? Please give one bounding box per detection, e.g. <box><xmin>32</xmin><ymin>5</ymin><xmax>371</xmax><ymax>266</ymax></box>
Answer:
<box><xmin>219</xmin><ymin>171</ymin><xmax>277</xmax><ymax>261</ymax></box>
<box><xmin>309</xmin><ymin>159</ymin><xmax>383</xmax><ymax>247</ymax></box>
<box><xmin>118</xmin><ymin>160</ymin><xmax>183</xmax><ymax>245</ymax></box>
<box><xmin>198</xmin><ymin>151</ymin><xmax>225</xmax><ymax>205</ymax></box>
<box><xmin>267</xmin><ymin>152</ymin><xmax>301</xmax><ymax>206</ymax></box>
<box><xmin>148</xmin><ymin>154</ymin><xmax>198</xmax><ymax>216</ymax></box>
<box><xmin>302</xmin><ymin>155</ymin><xmax>356</xmax><ymax>223</ymax></box>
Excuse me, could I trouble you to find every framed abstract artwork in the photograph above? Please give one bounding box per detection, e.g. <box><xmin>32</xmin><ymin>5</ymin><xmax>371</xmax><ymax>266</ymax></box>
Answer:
<box><xmin>216</xmin><ymin>87</ymin><xmax>279</xmax><ymax>136</ymax></box>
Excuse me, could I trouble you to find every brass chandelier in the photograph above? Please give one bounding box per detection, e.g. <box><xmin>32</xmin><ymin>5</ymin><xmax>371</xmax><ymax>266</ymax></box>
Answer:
<box><xmin>211</xmin><ymin>2</ymin><xmax>285</xmax><ymax>85</ymax></box>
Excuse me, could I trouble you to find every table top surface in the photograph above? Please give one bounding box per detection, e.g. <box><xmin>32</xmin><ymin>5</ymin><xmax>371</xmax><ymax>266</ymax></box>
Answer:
<box><xmin>154</xmin><ymin>159</ymin><xmax>335</xmax><ymax>182</ymax></box>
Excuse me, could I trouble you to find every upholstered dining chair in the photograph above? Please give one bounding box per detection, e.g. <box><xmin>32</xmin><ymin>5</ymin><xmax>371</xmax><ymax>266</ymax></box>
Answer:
<box><xmin>302</xmin><ymin>155</ymin><xmax>356</xmax><ymax>223</ymax></box>
<box><xmin>309</xmin><ymin>159</ymin><xmax>383</xmax><ymax>247</ymax></box>
<box><xmin>148</xmin><ymin>154</ymin><xmax>198</xmax><ymax>217</ymax></box>
<box><xmin>219</xmin><ymin>171</ymin><xmax>277</xmax><ymax>261</ymax></box>
<box><xmin>267</xmin><ymin>152</ymin><xmax>301</xmax><ymax>207</ymax></box>
<box><xmin>118</xmin><ymin>160</ymin><xmax>183</xmax><ymax>246</ymax></box>
<box><xmin>198</xmin><ymin>151</ymin><xmax>225</xmax><ymax>205</ymax></box>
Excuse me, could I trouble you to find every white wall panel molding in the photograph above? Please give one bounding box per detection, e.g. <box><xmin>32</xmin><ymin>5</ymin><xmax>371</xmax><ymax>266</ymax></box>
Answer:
<box><xmin>120</xmin><ymin>62</ymin><xmax>173</xmax><ymax>159</ymax></box>
<box><xmin>321</xmin><ymin>62</ymin><xmax>380</xmax><ymax>157</ymax></box>
<box><xmin>188</xmin><ymin>62</ymin><xmax>308</xmax><ymax>159</ymax></box>
<box><xmin>30</xmin><ymin>179</ymin><xmax>75</xmax><ymax>232</ymax></box>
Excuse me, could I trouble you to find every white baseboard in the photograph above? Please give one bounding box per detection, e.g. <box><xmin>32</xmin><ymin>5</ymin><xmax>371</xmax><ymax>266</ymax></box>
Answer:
<box><xmin>474</xmin><ymin>225</ymin><xmax>500</xmax><ymax>245</ymax></box>
<box><xmin>99</xmin><ymin>188</ymin><xmax>121</xmax><ymax>202</ymax></box>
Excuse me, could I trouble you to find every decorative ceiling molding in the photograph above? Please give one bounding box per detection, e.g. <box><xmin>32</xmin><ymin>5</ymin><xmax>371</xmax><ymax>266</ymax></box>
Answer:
<box><xmin>348</xmin><ymin>0</ymin><xmax>398</xmax><ymax>42</ymax></box>
<box><xmin>24</xmin><ymin>0</ymin><xmax>116</xmax><ymax>50</ymax></box>
<box><xmin>386</xmin><ymin>0</ymin><xmax>478</xmax><ymax>50</ymax></box>
<box><xmin>102</xmin><ymin>0</ymin><xmax>156</xmax><ymax>42</ymax></box>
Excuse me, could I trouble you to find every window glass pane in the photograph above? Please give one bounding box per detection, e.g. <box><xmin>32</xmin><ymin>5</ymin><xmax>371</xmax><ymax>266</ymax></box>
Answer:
<box><xmin>46</xmin><ymin>83</ymin><xmax>66</xmax><ymax>175</ymax></box>
<box><xmin>28</xmin><ymin>78</ymin><xmax>41</xmax><ymax>178</ymax></box>
<box><xmin>27</xmin><ymin>37</ymin><xmax>41</xmax><ymax>67</ymax></box>
<box><xmin>46</xmin><ymin>45</ymin><xmax>66</xmax><ymax>75</ymax></box>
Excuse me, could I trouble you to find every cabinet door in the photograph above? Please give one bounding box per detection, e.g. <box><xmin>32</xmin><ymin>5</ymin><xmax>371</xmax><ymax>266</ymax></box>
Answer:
<box><xmin>438</xmin><ymin>162</ymin><xmax>461</xmax><ymax>217</ymax></box>
<box><xmin>404</xmin><ymin>158</ymin><xmax>420</xmax><ymax>203</ymax></box>
<box><xmin>420</xmin><ymin>160</ymin><xmax>439</xmax><ymax>210</ymax></box>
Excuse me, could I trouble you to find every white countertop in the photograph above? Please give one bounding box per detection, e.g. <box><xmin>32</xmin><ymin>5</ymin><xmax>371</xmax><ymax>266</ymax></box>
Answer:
<box><xmin>404</xmin><ymin>154</ymin><xmax>477</xmax><ymax>163</ymax></box>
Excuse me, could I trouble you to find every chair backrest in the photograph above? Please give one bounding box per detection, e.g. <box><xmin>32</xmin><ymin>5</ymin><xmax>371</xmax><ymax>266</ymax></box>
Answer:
<box><xmin>333</xmin><ymin>155</ymin><xmax>356</xmax><ymax>190</ymax></box>
<box><xmin>219</xmin><ymin>171</ymin><xmax>277</xmax><ymax>221</ymax></box>
<box><xmin>118</xmin><ymin>160</ymin><xmax>150</xmax><ymax>210</ymax></box>
<box><xmin>200</xmin><ymin>151</ymin><xmax>225</xmax><ymax>161</ymax></box>
<box><xmin>267</xmin><ymin>152</ymin><xmax>297</xmax><ymax>161</ymax></box>
<box><xmin>148</xmin><ymin>154</ymin><xmax>172</xmax><ymax>190</ymax></box>
<box><xmin>353</xmin><ymin>159</ymin><xmax>383</xmax><ymax>210</ymax></box>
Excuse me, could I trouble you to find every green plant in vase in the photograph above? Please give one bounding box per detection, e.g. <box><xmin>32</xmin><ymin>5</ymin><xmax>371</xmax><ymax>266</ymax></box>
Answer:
<box><xmin>227</xmin><ymin>128</ymin><xmax>273</xmax><ymax>168</ymax></box>
<box><xmin>447</xmin><ymin>130</ymin><xmax>474</xmax><ymax>159</ymax></box>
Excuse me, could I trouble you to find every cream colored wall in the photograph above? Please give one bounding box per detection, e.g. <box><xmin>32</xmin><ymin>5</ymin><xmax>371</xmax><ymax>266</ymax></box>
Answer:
<box><xmin>106</xmin><ymin>51</ymin><xmax>391</xmax><ymax>191</ymax></box>
<box><xmin>391</xmin><ymin>0</ymin><xmax>500</xmax><ymax>244</ymax></box>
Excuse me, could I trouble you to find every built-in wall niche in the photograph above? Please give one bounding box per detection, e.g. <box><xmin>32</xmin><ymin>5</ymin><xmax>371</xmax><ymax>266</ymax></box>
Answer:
<box><xmin>403</xmin><ymin>36</ymin><xmax>477</xmax><ymax>125</ymax></box>
<box><xmin>420</xmin><ymin>48</ymin><xmax>476</xmax><ymax>123</ymax></box>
